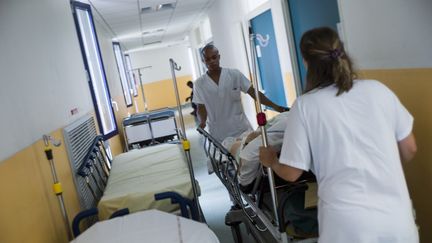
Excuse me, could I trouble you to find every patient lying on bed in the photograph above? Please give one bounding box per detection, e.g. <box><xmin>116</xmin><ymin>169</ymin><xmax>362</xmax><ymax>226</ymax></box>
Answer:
<box><xmin>222</xmin><ymin>112</ymin><xmax>288</xmax><ymax>187</ymax></box>
<box><xmin>222</xmin><ymin>112</ymin><xmax>318</xmax><ymax>236</ymax></box>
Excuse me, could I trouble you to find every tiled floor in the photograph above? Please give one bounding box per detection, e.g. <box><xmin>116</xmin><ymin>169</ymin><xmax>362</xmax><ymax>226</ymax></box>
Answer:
<box><xmin>181</xmin><ymin>108</ymin><xmax>255</xmax><ymax>243</ymax></box>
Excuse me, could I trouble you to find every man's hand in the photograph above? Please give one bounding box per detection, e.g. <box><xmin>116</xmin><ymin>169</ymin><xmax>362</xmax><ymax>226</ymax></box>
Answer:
<box><xmin>275</xmin><ymin>105</ymin><xmax>289</xmax><ymax>113</ymax></box>
<box><xmin>199</xmin><ymin>122</ymin><xmax>206</xmax><ymax>129</ymax></box>
<box><xmin>197</xmin><ymin>104</ymin><xmax>207</xmax><ymax>129</ymax></box>
<box><xmin>247</xmin><ymin>88</ymin><xmax>290</xmax><ymax>113</ymax></box>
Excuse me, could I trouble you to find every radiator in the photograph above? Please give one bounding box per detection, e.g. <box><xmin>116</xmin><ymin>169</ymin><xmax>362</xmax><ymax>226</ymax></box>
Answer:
<box><xmin>63</xmin><ymin>113</ymin><xmax>98</xmax><ymax>209</ymax></box>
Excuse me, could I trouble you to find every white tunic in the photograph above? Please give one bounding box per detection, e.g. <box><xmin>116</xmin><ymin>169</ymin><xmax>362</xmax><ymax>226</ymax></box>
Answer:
<box><xmin>279</xmin><ymin>80</ymin><xmax>418</xmax><ymax>243</ymax></box>
<box><xmin>193</xmin><ymin>68</ymin><xmax>252</xmax><ymax>142</ymax></box>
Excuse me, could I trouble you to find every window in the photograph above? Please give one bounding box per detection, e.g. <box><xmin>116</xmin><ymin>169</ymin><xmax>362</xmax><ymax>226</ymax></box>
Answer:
<box><xmin>124</xmin><ymin>54</ymin><xmax>138</xmax><ymax>97</ymax></box>
<box><xmin>72</xmin><ymin>1</ymin><xmax>118</xmax><ymax>139</ymax></box>
<box><xmin>113</xmin><ymin>42</ymin><xmax>133</xmax><ymax>106</ymax></box>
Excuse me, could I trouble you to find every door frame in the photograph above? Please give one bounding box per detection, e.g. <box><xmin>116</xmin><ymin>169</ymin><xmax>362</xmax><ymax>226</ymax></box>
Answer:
<box><xmin>279</xmin><ymin>0</ymin><xmax>303</xmax><ymax>96</ymax></box>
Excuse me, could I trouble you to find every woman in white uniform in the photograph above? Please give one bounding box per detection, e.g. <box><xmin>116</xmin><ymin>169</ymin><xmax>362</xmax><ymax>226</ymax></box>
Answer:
<box><xmin>259</xmin><ymin>27</ymin><xmax>418</xmax><ymax>243</ymax></box>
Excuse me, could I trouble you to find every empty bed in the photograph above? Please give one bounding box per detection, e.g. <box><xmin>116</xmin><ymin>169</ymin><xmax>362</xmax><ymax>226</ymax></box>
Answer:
<box><xmin>97</xmin><ymin>143</ymin><xmax>199</xmax><ymax>219</ymax></box>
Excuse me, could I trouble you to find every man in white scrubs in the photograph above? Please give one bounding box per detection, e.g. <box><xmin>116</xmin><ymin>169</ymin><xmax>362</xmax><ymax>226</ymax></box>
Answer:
<box><xmin>193</xmin><ymin>44</ymin><xmax>288</xmax><ymax>142</ymax></box>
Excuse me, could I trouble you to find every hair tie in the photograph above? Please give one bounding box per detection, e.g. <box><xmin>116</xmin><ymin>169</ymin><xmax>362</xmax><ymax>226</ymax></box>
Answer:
<box><xmin>329</xmin><ymin>49</ymin><xmax>342</xmax><ymax>59</ymax></box>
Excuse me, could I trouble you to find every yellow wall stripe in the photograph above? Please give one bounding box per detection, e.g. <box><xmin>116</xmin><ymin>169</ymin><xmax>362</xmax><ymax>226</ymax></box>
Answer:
<box><xmin>0</xmin><ymin>129</ymin><xmax>81</xmax><ymax>243</ymax></box>
<box><xmin>360</xmin><ymin>68</ymin><xmax>432</xmax><ymax>243</ymax></box>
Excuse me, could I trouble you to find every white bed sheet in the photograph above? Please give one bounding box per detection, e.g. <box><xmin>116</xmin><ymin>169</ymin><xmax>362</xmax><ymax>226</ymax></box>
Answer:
<box><xmin>72</xmin><ymin>209</ymin><xmax>219</xmax><ymax>243</ymax></box>
<box><xmin>98</xmin><ymin>143</ymin><xmax>198</xmax><ymax>219</ymax></box>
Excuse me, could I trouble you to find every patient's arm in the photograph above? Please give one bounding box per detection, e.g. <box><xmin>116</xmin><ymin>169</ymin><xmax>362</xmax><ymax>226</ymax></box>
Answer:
<box><xmin>259</xmin><ymin>146</ymin><xmax>303</xmax><ymax>182</ymax></box>
<box><xmin>229</xmin><ymin>141</ymin><xmax>243</xmax><ymax>171</ymax></box>
<box><xmin>245</xmin><ymin>131</ymin><xmax>260</xmax><ymax>145</ymax></box>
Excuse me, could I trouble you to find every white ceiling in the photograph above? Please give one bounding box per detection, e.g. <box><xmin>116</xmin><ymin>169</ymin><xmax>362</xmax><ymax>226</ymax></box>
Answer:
<box><xmin>89</xmin><ymin>0</ymin><xmax>215</xmax><ymax>51</ymax></box>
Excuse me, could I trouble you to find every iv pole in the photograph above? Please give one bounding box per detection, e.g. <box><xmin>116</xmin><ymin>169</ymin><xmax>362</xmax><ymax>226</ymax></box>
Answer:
<box><xmin>132</xmin><ymin>65</ymin><xmax>152</xmax><ymax>112</ymax></box>
<box><xmin>43</xmin><ymin>135</ymin><xmax>73</xmax><ymax>240</ymax></box>
<box><xmin>248</xmin><ymin>27</ymin><xmax>281</xmax><ymax>228</ymax></box>
<box><xmin>169</xmin><ymin>58</ymin><xmax>203</xmax><ymax>222</ymax></box>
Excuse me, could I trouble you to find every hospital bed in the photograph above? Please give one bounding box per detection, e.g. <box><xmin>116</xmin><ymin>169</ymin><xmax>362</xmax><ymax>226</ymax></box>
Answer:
<box><xmin>70</xmin><ymin>58</ymin><xmax>203</xmax><ymax>239</ymax></box>
<box><xmin>122</xmin><ymin>108</ymin><xmax>178</xmax><ymax>150</ymax></box>
<box><xmin>75</xmin><ymin>136</ymin><xmax>201</xmax><ymax>223</ymax></box>
<box><xmin>197</xmin><ymin>127</ymin><xmax>318</xmax><ymax>243</ymax></box>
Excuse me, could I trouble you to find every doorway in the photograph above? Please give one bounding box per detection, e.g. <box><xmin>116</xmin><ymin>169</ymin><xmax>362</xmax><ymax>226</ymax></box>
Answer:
<box><xmin>250</xmin><ymin>9</ymin><xmax>287</xmax><ymax>107</ymax></box>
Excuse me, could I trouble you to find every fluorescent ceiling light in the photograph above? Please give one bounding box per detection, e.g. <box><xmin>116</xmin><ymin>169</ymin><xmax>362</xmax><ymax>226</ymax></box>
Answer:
<box><xmin>113</xmin><ymin>28</ymin><xmax>165</xmax><ymax>41</ymax></box>
<box><xmin>113</xmin><ymin>32</ymin><xmax>141</xmax><ymax>41</ymax></box>
<box><xmin>125</xmin><ymin>39</ymin><xmax>188</xmax><ymax>54</ymax></box>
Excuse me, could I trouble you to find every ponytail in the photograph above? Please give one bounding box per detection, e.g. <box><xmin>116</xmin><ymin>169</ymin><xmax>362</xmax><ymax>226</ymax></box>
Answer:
<box><xmin>300</xmin><ymin>27</ymin><xmax>356</xmax><ymax>96</ymax></box>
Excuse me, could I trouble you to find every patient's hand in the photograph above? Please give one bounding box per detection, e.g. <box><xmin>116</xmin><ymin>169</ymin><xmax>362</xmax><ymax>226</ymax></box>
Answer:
<box><xmin>259</xmin><ymin>146</ymin><xmax>278</xmax><ymax>168</ymax></box>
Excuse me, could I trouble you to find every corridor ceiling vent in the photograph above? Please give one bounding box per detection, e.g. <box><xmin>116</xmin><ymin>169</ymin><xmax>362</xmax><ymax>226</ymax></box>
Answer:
<box><xmin>141</xmin><ymin>2</ymin><xmax>177</xmax><ymax>14</ymax></box>
<box><xmin>141</xmin><ymin>6</ymin><xmax>153</xmax><ymax>14</ymax></box>
<box><xmin>142</xmin><ymin>40</ymin><xmax>162</xmax><ymax>46</ymax></box>
<box><xmin>157</xmin><ymin>3</ymin><xmax>176</xmax><ymax>11</ymax></box>
<box><xmin>141</xmin><ymin>29</ymin><xmax>165</xmax><ymax>36</ymax></box>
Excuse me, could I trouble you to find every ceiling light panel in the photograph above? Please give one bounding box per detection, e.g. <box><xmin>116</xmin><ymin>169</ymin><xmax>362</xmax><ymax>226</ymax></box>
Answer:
<box><xmin>90</xmin><ymin>0</ymin><xmax>216</xmax><ymax>50</ymax></box>
<box><xmin>140</xmin><ymin>1</ymin><xmax>176</xmax><ymax>14</ymax></box>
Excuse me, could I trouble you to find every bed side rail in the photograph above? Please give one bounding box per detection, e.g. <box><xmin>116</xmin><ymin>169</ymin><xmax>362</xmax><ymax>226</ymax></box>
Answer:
<box><xmin>196</xmin><ymin>128</ymin><xmax>243</xmax><ymax>204</ymax></box>
<box><xmin>197</xmin><ymin>128</ymin><xmax>283</xmax><ymax>233</ymax></box>
<box><xmin>197</xmin><ymin>128</ymin><xmax>318</xmax><ymax>243</ymax></box>
<box><xmin>76</xmin><ymin>135</ymin><xmax>112</xmax><ymax>204</ymax></box>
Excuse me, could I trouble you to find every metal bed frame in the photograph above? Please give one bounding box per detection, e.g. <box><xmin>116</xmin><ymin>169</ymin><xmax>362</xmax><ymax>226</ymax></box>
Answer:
<box><xmin>122</xmin><ymin>108</ymin><xmax>179</xmax><ymax>151</ymax></box>
<box><xmin>197</xmin><ymin>127</ymin><xmax>317</xmax><ymax>243</ymax></box>
<box><xmin>76</xmin><ymin>135</ymin><xmax>201</xmax><ymax>218</ymax></box>
<box><xmin>72</xmin><ymin>58</ymin><xmax>205</xmax><ymax>237</ymax></box>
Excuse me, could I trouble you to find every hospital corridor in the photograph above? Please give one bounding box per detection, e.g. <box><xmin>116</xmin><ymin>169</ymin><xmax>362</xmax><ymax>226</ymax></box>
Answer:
<box><xmin>0</xmin><ymin>0</ymin><xmax>431</xmax><ymax>242</ymax></box>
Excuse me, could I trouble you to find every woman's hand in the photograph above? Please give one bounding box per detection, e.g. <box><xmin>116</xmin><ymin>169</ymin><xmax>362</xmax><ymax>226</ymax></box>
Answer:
<box><xmin>259</xmin><ymin>146</ymin><xmax>279</xmax><ymax>168</ymax></box>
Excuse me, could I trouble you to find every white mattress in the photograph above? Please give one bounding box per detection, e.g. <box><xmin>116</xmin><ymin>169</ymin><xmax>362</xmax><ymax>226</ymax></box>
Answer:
<box><xmin>72</xmin><ymin>209</ymin><xmax>219</xmax><ymax>243</ymax></box>
<box><xmin>98</xmin><ymin>143</ymin><xmax>198</xmax><ymax>219</ymax></box>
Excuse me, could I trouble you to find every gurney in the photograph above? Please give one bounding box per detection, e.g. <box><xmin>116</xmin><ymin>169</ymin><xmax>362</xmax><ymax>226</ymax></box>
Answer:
<box><xmin>70</xmin><ymin>59</ymin><xmax>203</xmax><ymax>238</ymax></box>
<box><xmin>98</xmin><ymin>142</ymin><xmax>199</xmax><ymax>219</ymax></box>
<box><xmin>197</xmin><ymin>127</ymin><xmax>318</xmax><ymax>243</ymax></box>
<box><xmin>122</xmin><ymin>108</ymin><xmax>178</xmax><ymax>150</ymax></box>
<box><xmin>76</xmin><ymin>136</ymin><xmax>201</xmax><ymax>221</ymax></box>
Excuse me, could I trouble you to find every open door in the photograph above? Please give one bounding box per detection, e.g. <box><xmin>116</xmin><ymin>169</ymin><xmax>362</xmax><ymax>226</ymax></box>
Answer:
<box><xmin>287</xmin><ymin>0</ymin><xmax>341</xmax><ymax>89</ymax></box>
<box><xmin>250</xmin><ymin>9</ymin><xmax>287</xmax><ymax>107</ymax></box>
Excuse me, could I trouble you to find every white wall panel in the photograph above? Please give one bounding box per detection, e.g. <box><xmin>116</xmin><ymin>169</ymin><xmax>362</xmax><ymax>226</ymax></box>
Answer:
<box><xmin>0</xmin><ymin>0</ymin><xmax>108</xmax><ymax>162</ymax></box>
<box><xmin>128</xmin><ymin>45</ymin><xmax>192</xmax><ymax>83</ymax></box>
<box><xmin>339</xmin><ymin>0</ymin><xmax>432</xmax><ymax>69</ymax></box>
